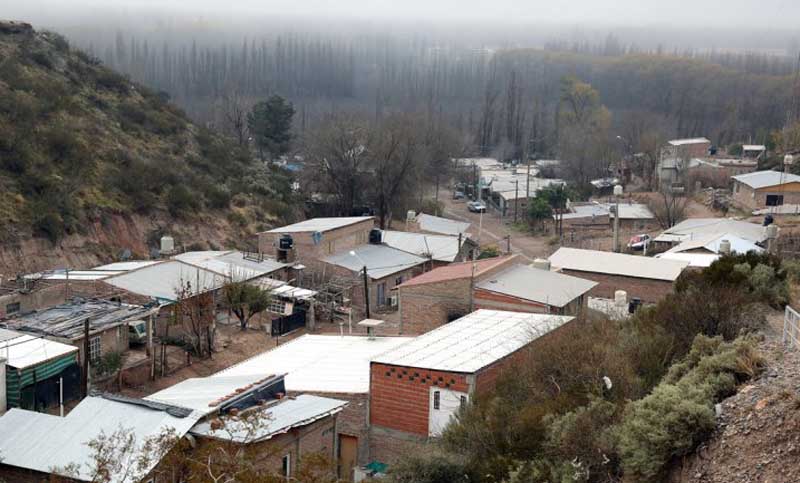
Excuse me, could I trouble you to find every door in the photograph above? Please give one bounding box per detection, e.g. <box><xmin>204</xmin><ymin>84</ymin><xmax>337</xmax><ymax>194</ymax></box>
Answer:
<box><xmin>338</xmin><ymin>434</ymin><xmax>358</xmax><ymax>481</ymax></box>
<box><xmin>428</xmin><ymin>387</ymin><xmax>468</xmax><ymax>437</ymax></box>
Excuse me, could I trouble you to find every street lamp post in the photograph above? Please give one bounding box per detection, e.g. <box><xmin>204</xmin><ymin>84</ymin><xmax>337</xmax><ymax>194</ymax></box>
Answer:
<box><xmin>613</xmin><ymin>184</ymin><xmax>623</xmax><ymax>253</ymax></box>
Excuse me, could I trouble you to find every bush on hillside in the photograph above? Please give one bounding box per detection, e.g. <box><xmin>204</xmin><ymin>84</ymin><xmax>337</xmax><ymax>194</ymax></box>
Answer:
<box><xmin>616</xmin><ymin>336</ymin><xmax>764</xmax><ymax>480</ymax></box>
<box><xmin>166</xmin><ymin>184</ymin><xmax>200</xmax><ymax>218</ymax></box>
<box><xmin>388</xmin><ymin>450</ymin><xmax>471</xmax><ymax>483</ymax></box>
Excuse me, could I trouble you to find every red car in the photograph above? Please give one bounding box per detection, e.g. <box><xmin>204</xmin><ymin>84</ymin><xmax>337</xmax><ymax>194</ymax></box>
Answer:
<box><xmin>627</xmin><ymin>234</ymin><xmax>651</xmax><ymax>250</ymax></box>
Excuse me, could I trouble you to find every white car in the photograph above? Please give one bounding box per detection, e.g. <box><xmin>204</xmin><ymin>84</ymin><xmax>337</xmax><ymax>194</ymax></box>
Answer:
<box><xmin>467</xmin><ymin>201</ymin><xmax>487</xmax><ymax>213</ymax></box>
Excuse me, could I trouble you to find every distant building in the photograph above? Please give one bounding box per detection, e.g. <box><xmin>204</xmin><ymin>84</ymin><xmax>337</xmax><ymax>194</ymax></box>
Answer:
<box><xmin>732</xmin><ymin>170</ymin><xmax>800</xmax><ymax>210</ymax></box>
<box><xmin>409</xmin><ymin>213</ymin><xmax>471</xmax><ymax>237</ymax></box>
<box><xmin>653</xmin><ymin>218</ymin><xmax>767</xmax><ymax>248</ymax></box>
<box><xmin>663</xmin><ymin>137</ymin><xmax>712</xmax><ymax>159</ymax></box>
<box><xmin>369</xmin><ymin>310</ymin><xmax>574</xmax><ymax>464</ymax></box>
<box><xmin>380</xmin><ymin>230</ymin><xmax>476</xmax><ymax>266</ymax></box>
<box><xmin>548</xmin><ymin>248</ymin><xmax>689</xmax><ymax>303</ymax></box>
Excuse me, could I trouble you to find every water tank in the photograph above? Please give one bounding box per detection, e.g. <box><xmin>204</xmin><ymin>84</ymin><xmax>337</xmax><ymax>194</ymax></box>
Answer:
<box><xmin>406</xmin><ymin>210</ymin><xmax>417</xmax><ymax>222</ymax></box>
<box><xmin>279</xmin><ymin>234</ymin><xmax>294</xmax><ymax>250</ymax></box>
<box><xmin>766</xmin><ymin>224</ymin><xmax>779</xmax><ymax>240</ymax></box>
<box><xmin>532</xmin><ymin>258</ymin><xmax>551</xmax><ymax>271</ymax></box>
<box><xmin>160</xmin><ymin>236</ymin><xmax>174</xmax><ymax>254</ymax></box>
<box><xmin>719</xmin><ymin>239</ymin><xmax>731</xmax><ymax>255</ymax></box>
<box><xmin>614</xmin><ymin>290</ymin><xmax>627</xmax><ymax>307</ymax></box>
<box><xmin>764</xmin><ymin>214</ymin><xmax>774</xmax><ymax>227</ymax></box>
<box><xmin>613</xmin><ymin>184</ymin><xmax>624</xmax><ymax>197</ymax></box>
<box><xmin>784</xmin><ymin>154</ymin><xmax>794</xmax><ymax>167</ymax></box>
<box><xmin>369</xmin><ymin>228</ymin><xmax>383</xmax><ymax>244</ymax></box>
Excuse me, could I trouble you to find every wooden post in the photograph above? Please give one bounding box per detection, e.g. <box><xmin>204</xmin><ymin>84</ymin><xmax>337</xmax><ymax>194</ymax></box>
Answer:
<box><xmin>81</xmin><ymin>318</ymin><xmax>90</xmax><ymax>398</ymax></box>
<box><xmin>362</xmin><ymin>266</ymin><xmax>370</xmax><ymax>319</ymax></box>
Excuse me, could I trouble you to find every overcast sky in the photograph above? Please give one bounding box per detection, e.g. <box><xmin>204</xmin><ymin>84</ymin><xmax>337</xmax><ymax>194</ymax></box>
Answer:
<box><xmin>3</xmin><ymin>0</ymin><xmax>800</xmax><ymax>29</ymax></box>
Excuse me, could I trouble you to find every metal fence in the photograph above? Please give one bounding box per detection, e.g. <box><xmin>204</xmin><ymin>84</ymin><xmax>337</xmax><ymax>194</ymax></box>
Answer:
<box><xmin>784</xmin><ymin>306</ymin><xmax>800</xmax><ymax>349</ymax></box>
<box><xmin>271</xmin><ymin>311</ymin><xmax>306</xmax><ymax>337</ymax></box>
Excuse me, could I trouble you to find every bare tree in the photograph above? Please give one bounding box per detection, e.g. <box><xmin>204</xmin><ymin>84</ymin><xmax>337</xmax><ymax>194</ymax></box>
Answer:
<box><xmin>219</xmin><ymin>91</ymin><xmax>249</xmax><ymax>147</ymax></box>
<box><xmin>648</xmin><ymin>189</ymin><xmax>689</xmax><ymax>229</ymax></box>
<box><xmin>173</xmin><ymin>280</ymin><xmax>216</xmax><ymax>358</ymax></box>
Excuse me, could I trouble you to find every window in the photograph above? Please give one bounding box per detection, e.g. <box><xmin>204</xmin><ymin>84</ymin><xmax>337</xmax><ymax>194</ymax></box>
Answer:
<box><xmin>394</xmin><ymin>276</ymin><xmax>404</xmax><ymax>286</ymax></box>
<box><xmin>268</xmin><ymin>299</ymin><xmax>287</xmax><ymax>314</ymax></box>
<box><xmin>376</xmin><ymin>282</ymin><xmax>387</xmax><ymax>306</ymax></box>
<box><xmin>282</xmin><ymin>454</ymin><xmax>291</xmax><ymax>479</ymax></box>
<box><xmin>89</xmin><ymin>336</ymin><xmax>101</xmax><ymax>362</ymax></box>
<box><xmin>433</xmin><ymin>390</ymin><xmax>440</xmax><ymax>410</ymax></box>
<box><xmin>5</xmin><ymin>302</ymin><xmax>20</xmax><ymax>315</ymax></box>
<box><xmin>460</xmin><ymin>395</ymin><xmax>467</xmax><ymax>409</ymax></box>
<box><xmin>766</xmin><ymin>194</ymin><xmax>784</xmax><ymax>206</ymax></box>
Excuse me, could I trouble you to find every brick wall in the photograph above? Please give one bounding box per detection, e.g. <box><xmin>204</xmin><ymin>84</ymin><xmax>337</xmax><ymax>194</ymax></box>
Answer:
<box><xmin>559</xmin><ymin>268</ymin><xmax>674</xmax><ymax>304</ymax></box>
<box><xmin>369</xmin><ymin>362</ymin><xmax>469</xmax><ymax>438</ymax></box>
<box><xmin>397</xmin><ymin>256</ymin><xmax>519</xmax><ymax>335</ymax></box>
<box><xmin>324</xmin><ymin>263</ymin><xmax>423</xmax><ymax>321</ymax></box>
<box><xmin>733</xmin><ymin>180</ymin><xmax>800</xmax><ymax>210</ymax></box>
<box><xmin>258</xmin><ymin>219</ymin><xmax>376</xmax><ymax>271</ymax></box>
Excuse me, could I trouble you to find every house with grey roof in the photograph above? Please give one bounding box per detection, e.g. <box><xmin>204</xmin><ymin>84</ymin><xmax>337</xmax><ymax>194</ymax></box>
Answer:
<box><xmin>732</xmin><ymin>170</ymin><xmax>800</xmax><ymax>210</ymax></box>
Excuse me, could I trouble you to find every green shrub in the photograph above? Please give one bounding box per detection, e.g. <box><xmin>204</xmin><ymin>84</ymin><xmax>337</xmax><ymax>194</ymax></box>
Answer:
<box><xmin>31</xmin><ymin>207</ymin><xmax>65</xmax><ymax>243</ymax></box>
<box><xmin>93</xmin><ymin>351</ymin><xmax>123</xmax><ymax>376</ymax></box>
<box><xmin>29</xmin><ymin>50</ymin><xmax>54</xmax><ymax>69</ymax></box>
<box><xmin>166</xmin><ymin>184</ymin><xmax>199</xmax><ymax>218</ymax></box>
<box><xmin>95</xmin><ymin>69</ymin><xmax>129</xmax><ymax>93</ymax></box>
<box><xmin>616</xmin><ymin>336</ymin><xmax>764</xmax><ymax>480</ymax></box>
<box><xmin>388</xmin><ymin>450</ymin><xmax>471</xmax><ymax>483</ymax></box>
<box><xmin>478</xmin><ymin>245</ymin><xmax>500</xmax><ymax>259</ymax></box>
<box><xmin>781</xmin><ymin>258</ymin><xmax>800</xmax><ymax>283</ymax></box>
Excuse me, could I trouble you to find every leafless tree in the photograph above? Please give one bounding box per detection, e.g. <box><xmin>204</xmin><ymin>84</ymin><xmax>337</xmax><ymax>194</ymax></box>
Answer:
<box><xmin>219</xmin><ymin>91</ymin><xmax>249</xmax><ymax>147</ymax></box>
<box><xmin>648</xmin><ymin>188</ymin><xmax>689</xmax><ymax>229</ymax></box>
<box><xmin>173</xmin><ymin>280</ymin><xmax>216</xmax><ymax>358</ymax></box>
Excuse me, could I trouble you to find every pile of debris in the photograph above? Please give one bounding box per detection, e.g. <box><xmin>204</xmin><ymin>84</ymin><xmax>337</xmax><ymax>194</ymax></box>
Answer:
<box><xmin>703</xmin><ymin>187</ymin><xmax>732</xmax><ymax>212</ymax></box>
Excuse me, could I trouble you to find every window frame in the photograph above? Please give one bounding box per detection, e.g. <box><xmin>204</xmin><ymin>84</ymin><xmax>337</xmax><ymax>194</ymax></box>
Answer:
<box><xmin>5</xmin><ymin>302</ymin><xmax>20</xmax><ymax>315</ymax></box>
<box><xmin>433</xmin><ymin>390</ymin><xmax>441</xmax><ymax>410</ymax></box>
<box><xmin>282</xmin><ymin>453</ymin><xmax>291</xmax><ymax>479</ymax></box>
<box><xmin>89</xmin><ymin>335</ymin><xmax>102</xmax><ymax>363</ymax></box>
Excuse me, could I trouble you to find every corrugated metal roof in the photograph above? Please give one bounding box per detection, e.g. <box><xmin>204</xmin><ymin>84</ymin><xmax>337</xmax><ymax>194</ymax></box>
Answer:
<box><xmin>666</xmin><ymin>233</ymin><xmax>763</xmax><ymax>255</ymax></box>
<box><xmin>263</xmin><ymin>217</ymin><xmax>373</xmax><ymax>233</ymax></box>
<box><xmin>322</xmin><ymin>244</ymin><xmax>426</xmax><ymax>280</ymax></box>
<box><xmin>104</xmin><ymin>260</ymin><xmax>227</xmax><ymax>302</ymax></box>
<box><xmin>732</xmin><ymin>170</ymin><xmax>800</xmax><ymax>189</ymax></box>
<box><xmin>477</xmin><ymin>264</ymin><xmax>597</xmax><ymax>308</ymax></box>
<box><xmin>608</xmin><ymin>203</ymin><xmax>655</xmax><ymax>220</ymax></box>
<box><xmin>215</xmin><ymin>334</ymin><xmax>413</xmax><ymax>393</ymax></box>
<box><xmin>373</xmin><ymin>309</ymin><xmax>573</xmax><ymax>372</ymax></box>
<box><xmin>397</xmin><ymin>255</ymin><xmax>516</xmax><ymax>288</ymax></box>
<box><xmin>254</xmin><ymin>278</ymin><xmax>317</xmax><ymax>300</ymax></box>
<box><xmin>190</xmin><ymin>395</ymin><xmax>347</xmax><ymax>443</ymax></box>
<box><xmin>548</xmin><ymin>248</ymin><xmax>689</xmax><ymax>281</ymax></box>
<box><xmin>145</xmin><ymin>374</ymin><xmax>281</xmax><ymax>416</ymax></box>
<box><xmin>743</xmin><ymin>145</ymin><xmax>766</xmax><ymax>151</ymax></box>
<box><xmin>94</xmin><ymin>261</ymin><xmax>162</xmax><ymax>271</ymax></box>
<box><xmin>416</xmin><ymin>213</ymin><xmax>470</xmax><ymax>236</ymax></box>
<box><xmin>0</xmin><ymin>395</ymin><xmax>201</xmax><ymax>483</ymax></box>
<box><xmin>1</xmin><ymin>298</ymin><xmax>154</xmax><ymax>340</ymax></box>
<box><xmin>0</xmin><ymin>328</ymin><xmax>78</xmax><ymax>370</ymax></box>
<box><xmin>668</xmin><ymin>137</ymin><xmax>710</xmax><ymax>146</ymax></box>
<box><xmin>654</xmin><ymin>218</ymin><xmax>766</xmax><ymax>244</ymax></box>
<box><xmin>381</xmin><ymin>231</ymin><xmax>462</xmax><ymax>262</ymax></box>
<box><xmin>656</xmin><ymin>252</ymin><xmax>719</xmax><ymax>268</ymax></box>
<box><xmin>173</xmin><ymin>251</ymin><xmax>286</xmax><ymax>280</ymax></box>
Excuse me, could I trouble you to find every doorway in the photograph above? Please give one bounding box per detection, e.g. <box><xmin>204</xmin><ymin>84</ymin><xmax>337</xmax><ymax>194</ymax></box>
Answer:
<box><xmin>338</xmin><ymin>434</ymin><xmax>358</xmax><ymax>481</ymax></box>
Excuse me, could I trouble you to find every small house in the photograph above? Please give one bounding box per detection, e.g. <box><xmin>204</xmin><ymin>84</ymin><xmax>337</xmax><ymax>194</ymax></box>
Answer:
<box><xmin>732</xmin><ymin>170</ymin><xmax>800</xmax><ymax>211</ymax></box>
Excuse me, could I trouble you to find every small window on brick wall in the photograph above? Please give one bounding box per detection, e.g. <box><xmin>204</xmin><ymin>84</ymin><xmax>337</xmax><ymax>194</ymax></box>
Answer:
<box><xmin>433</xmin><ymin>390</ymin><xmax>440</xmax><ymax>410</ymax></box>
<box><xmin>89</xmin><ymin>336</ymin><xmax>101</xmax><ymax>362</ymax></box>
<box><xmin>5</xmin><ymin>302</ymin><xmax>20</xmax><ymax>315</ymax></box>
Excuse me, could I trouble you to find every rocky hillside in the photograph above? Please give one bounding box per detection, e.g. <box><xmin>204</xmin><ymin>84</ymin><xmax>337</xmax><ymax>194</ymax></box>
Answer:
<box><xmin>671</xmin><ymin>316</ymin><xmax>800</xmax><ymax>483</ymax></box>
<box><xmin>0</xmin><ymin>21</ymin><xmax>296</xmax><ymax>274</ymax></box>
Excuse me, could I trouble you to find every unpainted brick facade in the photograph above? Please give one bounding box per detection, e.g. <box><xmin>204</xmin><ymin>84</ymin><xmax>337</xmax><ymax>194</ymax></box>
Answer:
<box><xmin>558</xmin><ymin>268</ymin><xmax>674</xmax><ymax>304</ymax></box>
<box><xmin>732</xmin><ymin>180</ymin><xmax>800</xmax><ymax>211</ymax></box>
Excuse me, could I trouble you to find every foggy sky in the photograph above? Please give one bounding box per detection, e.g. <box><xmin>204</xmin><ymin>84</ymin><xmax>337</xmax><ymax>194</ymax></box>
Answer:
<box><xmin>4</xmin><ymin>0</ymin><xmax>800</xmax><ymax>30</ymax></box>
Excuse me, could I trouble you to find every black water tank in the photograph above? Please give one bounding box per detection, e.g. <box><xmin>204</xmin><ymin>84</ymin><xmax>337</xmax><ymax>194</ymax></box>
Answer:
<box><xmin>764</xmin><ymin>214</ymin><xmax>774</xmax><ymax>227</ymax></box>
<box><xmin>279</xmin><ymin>234</ymin><xmax>294</xmax><ymax>250</ymax></box>
<box><xmin>628</xmin><ymin>297</ymin><xmax>642</xmax><ymax>314</ymax></box>
<box><xmin>369</xmin><ymin>228</ymin><xmax>382</xmax><ymax>244</ymax></box>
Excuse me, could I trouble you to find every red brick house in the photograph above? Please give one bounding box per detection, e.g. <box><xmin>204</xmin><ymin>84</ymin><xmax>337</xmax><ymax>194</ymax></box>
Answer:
<box><xmin>548</xmin><ymin>247</ymin><xmax>689</xmax><ymax>304</ymax></box>
<box><xmin>395</xmin><ymin>255</ymin><xmax>519</xmax><ymax>335</ymax></box>
<box><xmin>368</xmin><ymin>309</ymin><xmax>574</xmax><ymax>463</ymax></box>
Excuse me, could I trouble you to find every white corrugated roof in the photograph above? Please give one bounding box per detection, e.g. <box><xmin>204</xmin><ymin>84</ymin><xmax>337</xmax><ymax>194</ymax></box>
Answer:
<box><xmin>668</xmin><ymin>137</ymin><xmax>710</xmax><ymax>146</ymax></box>
<box><xmin>381</xmin><ymin>231</ymin><xmax>462</xmax><ymax>263</ymax></box>
<box><xmin>666</xmin><ymin>233</ymin><xmax>763</xmax><ymax>255</ymax></box>
<box><xmin>416</xmin><ymin>213</ymin><xmax>470</xmax><ymax>236</ymax></box>
<box><xmin>28</xmin><ymin>270</ymin><xmax>124</xmax><ymax>281</ymax></box>
<box><xmin>548</xmin><ymin>247</ymin><xmax>689</xmax><ymax>281</ymax></box>
<box><xmin>104</xmin><ymin>260</ymin><xmax>227</xmax><ymax>302</ymax></box>
<box><xmin>656</xmin><ymin>252</ymin><xmax>719</xmax><ymax>268</ymax></box>
<box><xmin>190</xmin><ymin>394</ymin><xmax>347</xmax><ymax>443</ymax></box>
<box><xmin>173</xmin><ymin>251</ymin><xmax>286</xmax><ymax>280</ymax></box>
<box><xmin>742</xmin><ymin>145</ymin><xmax>766</xmax><ymax>151</ymax></box>
<box><xmin>654</xmin><ymin>218</ymin><xmax>766</xmax><ymax>244</ymax></box>
<box><xmin>0</xmin><ymin>396</ymin><xmax>200</xmax><ymax>483</ymax></box>
<box><xmin>0</xmin><ymin>328</ymin><xmax>78</xmax><ymax>370</ymax></box>
<box><xmin>732</xmin><ymin>170</ymin><xmax>800</xmax><ymax>189</ymax></box>
<box><xmin>373</xmin><ymin>310</ymin><xmax>573</xmax><ymax>373</ymax></box>
<box><xmin>323</xmin><ymin>244</ymin><xmax>426</xmax><ymax>280</ymax></box>
<box><xmin>145</xmin><ymin>374</ymin><xmax>279</xmax><ymax>416</ymax></box>
<box><xmin>606</xmin><ymin>203</ymin><xmax>655</xmax><ymax>220</ymax></box>
<box><xmin>254</xmin><ymin>278</ymin><xmax>317</xmax><ymax>300</ymax></box>
<box><xmin>94</xmin><ymin>261</ymin><xmax>162</xmax><ymax>271</ymax></box>
<box><xmin>215</xmin><ymin>334</ymin><xmax>413</xmax><ymax>393</ymax></box>
<box><xmin>263</xmin><ymin>217</ymin><xmax>373</xmax><ymax>233</ymax></box>
<box><xmin>477</xmin><ymin>264</ymin><xmax>597</xmax><ymax>308</ymax></box>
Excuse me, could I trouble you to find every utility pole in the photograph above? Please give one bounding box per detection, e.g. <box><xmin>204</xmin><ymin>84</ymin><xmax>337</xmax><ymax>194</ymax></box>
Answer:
<box><xmin>613</xmin><ymin>185</ymin><xmax>623</xmax><ymax>253</ymax></box>
<box><xmin>362</xmin><ymin>266</ymin><xmax>370</xmax><ymax>318</ymax></box>
<box><xmin>81</xmin><ymin>318</ymin><xmax>90</xmax><ymax>398</ymax></box>
<box><xmin>506</xmin><ymin>235</ymin><xmax>512</xmax><ymax>254</ymax></box>
<box><xmin>514</xmin><ymin>179</ymin><xmax>520</xmax><ymax>223</ymax></box>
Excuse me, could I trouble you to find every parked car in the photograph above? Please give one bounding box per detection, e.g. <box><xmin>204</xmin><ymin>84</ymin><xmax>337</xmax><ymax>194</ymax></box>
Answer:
<box><xmin>467</xmin><ymin>201</ymin><xmax>487</xmax><ymax>213</ymax></box>
<box><xmin>627</xmin><ymin>234</ymin><xmax>651</xmax><ymax>250</ymax></box>
<box><xmin>453</xmin><ymin>190</ymin><xmax>465</xmax><ymax>200</ymax></box>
